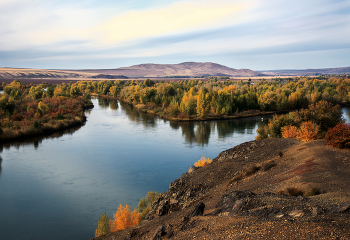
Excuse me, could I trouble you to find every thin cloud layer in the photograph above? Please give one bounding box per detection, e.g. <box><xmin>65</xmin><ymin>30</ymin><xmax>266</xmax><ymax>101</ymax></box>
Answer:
<box><xmin>0</xmin><ymin>0</ymin><xmax>349</xmax><ymax>69</ymax></box>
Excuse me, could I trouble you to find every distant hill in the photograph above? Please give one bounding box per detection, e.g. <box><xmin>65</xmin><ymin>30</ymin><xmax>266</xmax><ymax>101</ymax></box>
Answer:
<box><xmin>1</xmin><ymin>64</ymin><xmax>349</xmax><ymax>81</ymax></box>
<box><xmin>258</xmin><ymin>66</ymin><xmax>350</xmax><ymax>76</ymax></box>
<box><xmin>80</xmin><ymin>62</ymin><xmax>264</xmax><ymax>78</ymax></box>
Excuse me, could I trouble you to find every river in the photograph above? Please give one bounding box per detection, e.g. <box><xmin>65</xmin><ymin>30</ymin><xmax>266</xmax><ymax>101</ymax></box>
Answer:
<box><xmin>0</xmin><ymin>97</ymin><xmax>349</xmax><ymax>240</ymax></box>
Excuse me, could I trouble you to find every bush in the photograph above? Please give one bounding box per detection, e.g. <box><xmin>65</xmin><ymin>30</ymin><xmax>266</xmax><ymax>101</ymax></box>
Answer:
<box><xmin>188</xmin><ymin>156</ymin><xmax>212</xmax><ymax>172</ymax></box>
<box><xmin>304</xmin><ymin>187</ymin><xmax>322</xmax><ymax>197</ymax></box>
<box><xmin>325</xmin><ymin>123</ymin><xmax>350</xmax><ymax>148</ymax></box>
<box><xmin>256</xmin><ymin>101</ymin><xmax>343</xmax><ymax>140</ymax></box>
<box><xmin>95</xmin><ymin>212</ymin><xmax>110</xmax><ymax>237</ymax></box>
<box><xmin>138</xmin><ymin>191</ymin><xmax>161</xmax><ymax>220</ymax></box>
<box><xmin>296</xmin><ymin>121</ymin><xmax>319</xmax><ymax>141</ymax></box>
<box><xmin>281</xmin><ymin>125</ymin><xmax>299</xmax><ymax>138</ymax></box>
<box><xmin>245</xmin><ymin>165</ymin><xmax>261</xmax><ymax>176</ymax></box>
<box><xmin>263</xmin><ymin>161</ymin><xmax>277</xmax><ymax>171</ymax></box>
<box><xmin>109</xmin><ymin>204</ymin><xmax>141</xmax><ymax>232</ymax></box>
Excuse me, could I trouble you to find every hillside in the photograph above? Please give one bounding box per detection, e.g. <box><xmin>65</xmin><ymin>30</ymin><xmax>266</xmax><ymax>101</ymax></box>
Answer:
<box><xmin>0</xmin><ymin>68</ymin><xmax>128</xmax><ymax>81</ymax></box>
<box><xmin>259</xmin><ymin>66</ymin><xmax>350</xmax><ymax>76</ymax></box>
<box><xmin>93</xmin><ymin>139</ymin><xmax>350</xmax><ymax>239</ymax></box>
<box><xmin>80</xmin><ymin>62</ymin><xmax>263</xmax><ymax>78</ymax></box>
<box><xmin>1</xmin><ymin>64</ymin><xmax>349</xmax><ymax>81</ymax></box>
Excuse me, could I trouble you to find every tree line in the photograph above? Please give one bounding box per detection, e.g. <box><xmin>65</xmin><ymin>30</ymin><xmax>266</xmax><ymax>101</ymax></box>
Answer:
<box><xmin>65</xmin><ymin>76</ymin><xmax>350</xmax><ymax>120</ymax></box>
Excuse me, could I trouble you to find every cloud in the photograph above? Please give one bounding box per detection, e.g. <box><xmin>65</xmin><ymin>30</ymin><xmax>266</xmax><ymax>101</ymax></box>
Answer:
<box><xmin>95</xmin><ymin>0</ymin><xmax>252</xmax><ymax>46</ymax></box>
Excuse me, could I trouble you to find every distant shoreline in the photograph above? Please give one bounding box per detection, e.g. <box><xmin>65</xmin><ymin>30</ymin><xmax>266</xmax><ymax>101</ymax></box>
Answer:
<box><xmin>91</xmin><ymin>93</ymin><xmax>291</xmax><ymax>122</ymax></box>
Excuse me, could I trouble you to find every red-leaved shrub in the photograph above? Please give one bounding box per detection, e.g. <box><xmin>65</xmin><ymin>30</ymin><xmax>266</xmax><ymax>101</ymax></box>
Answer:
<box><xmin>325</xmin><ymin>123</ymin><xmax>350</xmax><ymax>148</ymax></box>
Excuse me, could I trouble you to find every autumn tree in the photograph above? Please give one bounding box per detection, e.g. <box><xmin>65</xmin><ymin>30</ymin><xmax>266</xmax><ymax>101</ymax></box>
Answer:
<box><xmin>109</xmin><ymin>204</ymin><xmax>141</xmax><ymax>232</ymax></box>
<box><xmin>95</xmin><ymin>212</ymin><xmax>110</xmax><ymax>237</ymax></box>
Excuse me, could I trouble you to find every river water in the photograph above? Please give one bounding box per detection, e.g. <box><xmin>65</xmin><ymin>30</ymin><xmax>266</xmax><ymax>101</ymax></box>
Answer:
<box><xmin>0</xmin><ymin>97</ymin><xmax>349</xmax><ymax>240</ymax></box>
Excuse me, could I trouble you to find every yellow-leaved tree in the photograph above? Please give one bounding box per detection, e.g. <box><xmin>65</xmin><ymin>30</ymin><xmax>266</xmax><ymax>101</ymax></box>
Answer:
<box><xmin>109</xmin><ymin>204</ymin><xmax>141</xmax><ymax>232</ymax></box>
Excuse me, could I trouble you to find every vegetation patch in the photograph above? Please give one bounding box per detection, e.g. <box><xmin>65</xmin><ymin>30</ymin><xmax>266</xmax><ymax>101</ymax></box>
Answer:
<box><xmin>0</xmin><ymin>80</ymin><xmax>93</xmax><ymax>142</ymax></box>
<box><xmin>188</xmin><ymin>156</ymin><xmax>212</xmax><ymax>173</ymax></box>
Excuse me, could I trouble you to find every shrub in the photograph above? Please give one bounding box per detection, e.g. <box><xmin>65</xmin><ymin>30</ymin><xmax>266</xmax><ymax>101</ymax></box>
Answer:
<box><xmin>325</xmin><ymin>123</ymin><xmax>350</xmax><ymax>148</ymax></box>
<box><xmin>110</xmin><ymin>204</ymin><xmax>141</xmax><ymax>232</ymax></box>
<box><xmin>95</xmin><ymin>212</ymin><xmax>110</xmax><ymax>237</ymax></box>
<box><xmin>281</xmin><ymin>125</ymin><xmax>299</xmax><ymax>138</ymax></box>
<box><xmin>263</xmin><ymin>161</ymin><xmax>277</xmax><ymax>171</ymax></box>
<box><xmin>188</xmin><ymin>156</ymin><xmax>212</xmax><ymax>172</ymax></box>
<box><xmin>296</xmin><ymin>121</ymin><xmax>319</xmax><ymax>141</ymax></box>
<box><xmin>138</xmin><ymin>191</ymin><xmax>161</xmax><ymax>220</ymax></box>
<box><xmin>245</xmin><ymin>165</ymin><xmax>261</xmax><ymax>176</ymax></box>
<box><xmin>286</xmin><ymin>187</ymin><xmax>304</xmax><ymax>196</ymax></box>
<box><xmin>304</xmin><ymin>187</ymin><xmax>322</xmax><ymax>197</ymax></box>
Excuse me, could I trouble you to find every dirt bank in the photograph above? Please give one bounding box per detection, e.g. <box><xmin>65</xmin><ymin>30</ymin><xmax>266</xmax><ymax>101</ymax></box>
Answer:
<box><xmin>93</xmin><ymin>138</ymin><xmax>350</xmax><ymax>240</ymax></box>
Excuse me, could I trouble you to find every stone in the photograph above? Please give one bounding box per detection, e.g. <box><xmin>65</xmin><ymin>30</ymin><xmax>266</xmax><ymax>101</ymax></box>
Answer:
<box><xmin>189</xmin><ymin>202</ymin><xmax>205</xmax><ymax>217</ymax></box>
<box><xmin>337</xmin><ymin>201</ymin><xmax>350</xmax><ymax>213</ymax></box>
<box><xmin>288</xmin><ymin>210</ymin><xmax>304</xmax><ymax>218</ymax></box>
<box><xmin>152</xmin><ymin>224</ymin><xmax>173</xmax><ymax>240</ymax></box>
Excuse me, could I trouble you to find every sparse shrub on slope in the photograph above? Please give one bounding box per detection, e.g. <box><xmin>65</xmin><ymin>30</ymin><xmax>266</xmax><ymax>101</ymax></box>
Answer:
<box><xmin>138</xmin><ymin>191</ymin><xmax>161</xmax><ymax>220</ymax></box>
<box><xmin>188</xmin><ymin>156</ymin><xmax>212</xmax><ymax>173</ymax></box>
<box><xmin>325</xmin><ymin>123</ymin><xmax>350</xmax><ymax>149</ymax></box>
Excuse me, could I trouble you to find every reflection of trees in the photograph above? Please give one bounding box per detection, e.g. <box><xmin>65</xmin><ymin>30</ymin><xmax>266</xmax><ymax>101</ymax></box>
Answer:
<box><xmin>118</xmin><ymin>100</ymin><xmax>156</xmax><ymax>128</ymax></box>
<box><xmin>170</xmin><ymin>116</ymin><xmax>272</xmax><ymax>146</ymax></box>
<box><xmin>216</xmin><ymin>117</ymin><xmax>270</xmax><ymax>138</ymax></box>
<box><xmin>0</xmin><ymin>156</ymin><xmax>2</xmax><ymax>175</ymax></box>
<box><xmin>109</xmin><ymin>100</ymin><xmax>119</xmax><ymax>110</ymax></box>
<box><xmin>170</xmin><ymin>121</ymin><xmax>212</xmax><ymax>146</ymax></box>
<box><xmin>98</xmin><ymin>98</ymin><xmax>110</xmax><ymax>108</ymax></box>
<box><xmin>0</xmin><ymin>125</ymin><xmax>82</xmax><ymax>151</ymax></box>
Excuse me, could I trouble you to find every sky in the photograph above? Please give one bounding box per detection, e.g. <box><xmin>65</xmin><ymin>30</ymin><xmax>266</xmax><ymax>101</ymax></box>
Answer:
<box><xmin>0</xmin><ymin>0</ymin><xmax>349</xmax><ymax>70</ymax></box>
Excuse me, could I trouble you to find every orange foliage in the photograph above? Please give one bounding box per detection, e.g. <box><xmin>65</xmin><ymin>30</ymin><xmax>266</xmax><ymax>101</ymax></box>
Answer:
<box><xmin>109</xmin><ymin>204</ymin><xmax>141</xmax><ymax>232</ymax></box>
<box><xmin>189</xmin><ymin>156</ymin><xmax>212</xmax><ymax>172</ymax></box>
<box><xmin>296</xmin><ymin>121</ymin><xmax>319</xmax><ymax>141</ymax></box>
<box><xmin>282</xmin><ymin>122</ymin><xmax>319</xmax><ymax>141</ymax></box>
<box><xmin>325</xmin><ymin>123</ymin><xmax>350</xmax><ymax>148</ymax></box>
<box><xmin>281</xmin><ymin>125</ymin><xmax>299</xmax><ymax>138</ymax></box>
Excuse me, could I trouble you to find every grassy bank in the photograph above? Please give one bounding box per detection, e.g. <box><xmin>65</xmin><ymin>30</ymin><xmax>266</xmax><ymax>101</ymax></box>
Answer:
<box><xmin>0</xmin><ymin>116</ymin><xmax>86</xmax><ymax>143</ymax></box>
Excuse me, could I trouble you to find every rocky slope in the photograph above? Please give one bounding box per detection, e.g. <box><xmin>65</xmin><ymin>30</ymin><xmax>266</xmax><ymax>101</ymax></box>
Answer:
<box><xmin>93</xmin><ymin>138</ymin><xmax>350</xmax><ymax>240</ymax></box>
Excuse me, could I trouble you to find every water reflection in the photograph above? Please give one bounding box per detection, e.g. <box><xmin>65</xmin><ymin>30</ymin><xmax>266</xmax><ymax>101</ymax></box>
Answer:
<box><xmin>111</xmin><ymin>97</ymin><xmax>271</xmax><ymax>146</ymax></box>
<box><xmin>118</xmin><ymin>100</ymin><xmax>157</xmax><ymax>128</ymax></box>
<box><xmin>169</xmin><ymin>118</ymin><xmax>268</xmax><ymax>146</ymax></box>
<box><xmin>0</xmin><ymin>156</ymin><xmax>2</xmax><ymax>175</ymax></box>
<box><xmin>0</xmin><ymin>125</ymin><xmax>83</xmax><ymax>151</ymax></box>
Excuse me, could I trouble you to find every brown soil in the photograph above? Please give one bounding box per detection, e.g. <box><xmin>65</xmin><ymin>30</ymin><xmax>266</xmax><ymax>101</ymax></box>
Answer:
<box><xmin>93</xmin><ymin>139</ymin><xmax>350</xmax><ymax>240</ymax></box>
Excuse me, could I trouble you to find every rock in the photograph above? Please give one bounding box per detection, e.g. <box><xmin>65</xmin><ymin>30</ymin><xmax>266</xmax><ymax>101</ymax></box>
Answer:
<box><xmin>157</xmin><ymin>200</ymin><xmax>170</xmax><ymax>216</ymax></box>
<box><xmin>336</xmin><ymin>201</ymin><xmax>350</xmax><ymax>213</ymax></box>
<box><xmin>188</xmin><ymin>202</ymin><xmax>205</xmax><ymax>217</ymax></box>
<box><xmin>152</xmin><ymin>224</ymin><xmax>173</xmax><ymax>240</ymax></box>
<box><xmin>311</xmin><ymin>206</ymin><xmax>324</xmax><ymax>216</ymax></box>
<box><xmin>288</xmin><ymin>210</ymin><xmax>304</xmax><ymax>218</ymax></box>
<box><xmin>295</xmin><ymin>196</ymin><xmax>307</xmax><ymax>201</ymax></box>
<box><xmin>231</xmin><ymin>200</ymin><xmax>244</xmax><ymax>214</ymax></box>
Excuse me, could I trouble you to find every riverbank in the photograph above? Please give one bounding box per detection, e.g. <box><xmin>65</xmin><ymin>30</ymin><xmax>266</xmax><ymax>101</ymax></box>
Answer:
<box><xmin>91</xmin><ymin>93</ymin><xmax>290</xmax><ymax>122</ymax></box>
<box><xmin>0</xmin><ymin>100</ymin><xmax>94</xmax><ymax>144</ymax></box>
<box><xmin>0</xmin><ymin>116</ymin><xmax>86</xmax><ymax>144</ymax></box>
<box><xmin>93</xmin><ymin>138</ymin><xmax>350</xmax><ymax>239</ymax></box>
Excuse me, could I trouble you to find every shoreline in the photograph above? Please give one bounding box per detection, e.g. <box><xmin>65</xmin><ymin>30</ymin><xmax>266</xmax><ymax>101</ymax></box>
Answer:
<box><xmin>92</xmin><ymin>93</ymin><xmax>293</xmax><ymax>122</ymax></box>
<box><xmin>0</xmin><ymin>116</ymin><xmax>87</xmax><ymax>144</ymax></box>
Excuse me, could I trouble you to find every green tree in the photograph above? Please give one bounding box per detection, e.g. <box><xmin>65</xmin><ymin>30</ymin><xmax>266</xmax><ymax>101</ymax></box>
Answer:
<box><xmin>138</xmin><ymin>191</ymin><xmax>161</xmax><ymax>220</ymax></box>
<box><xmin>95</xmin><ymin>212</ymin><xmax>110</xmax><ymax>237</ymax></box>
